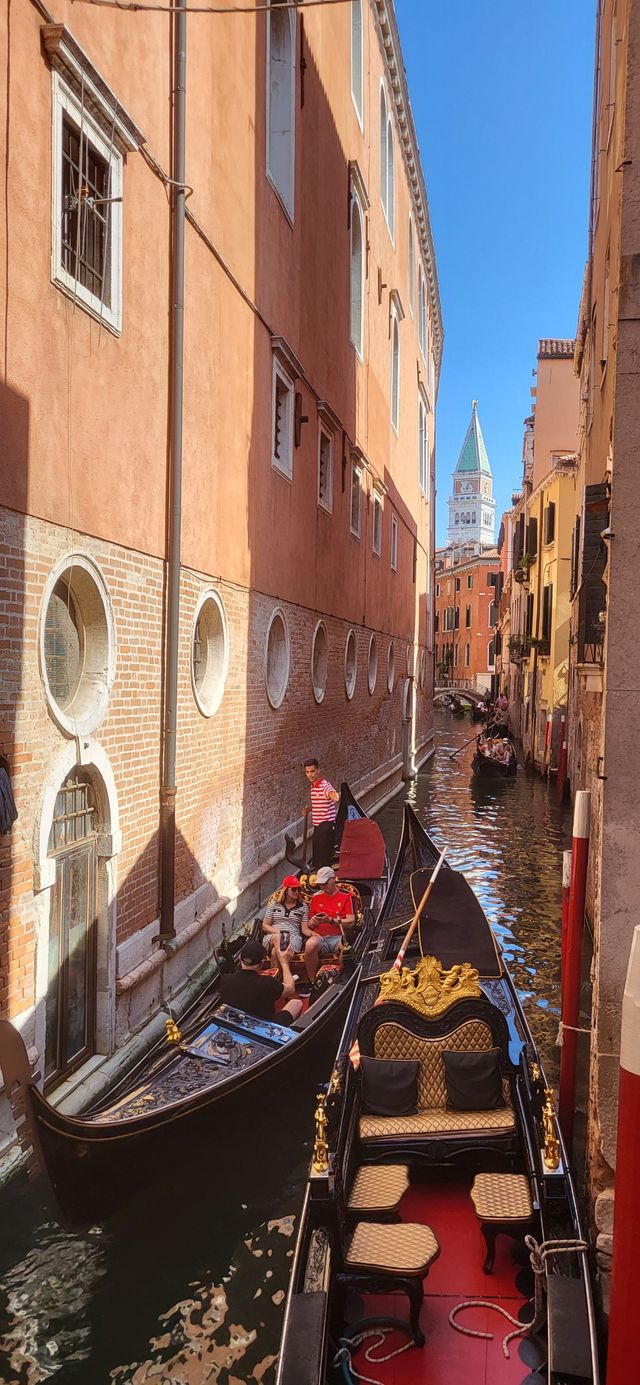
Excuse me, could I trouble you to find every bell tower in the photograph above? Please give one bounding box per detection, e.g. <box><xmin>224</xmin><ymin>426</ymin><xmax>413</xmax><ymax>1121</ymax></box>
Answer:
<box><xmin>447</xmin><ymin>401</ymin><xmax>495</xmax><ymax>549</ymax></box>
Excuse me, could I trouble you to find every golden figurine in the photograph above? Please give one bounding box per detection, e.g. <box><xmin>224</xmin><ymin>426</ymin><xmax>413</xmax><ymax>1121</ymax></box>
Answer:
<box><xmin>165</xmin><ymin>1016</ymin><xmax>182</xmax><ymax>1044</ymax></box>
<box><xmin>377</xmin><ymin>954</ymin><xmax>482</xmax><ymax>1016</ymax></box>
<box><xmin>312</xmin><ymin>1090</ymin><xmax>329</xmax><ymax>1174</ymax></box>
<box><xmin>542</xmin><ymin>1088</ymin><xmax>561</xmax><ymax>1171</ymax></box>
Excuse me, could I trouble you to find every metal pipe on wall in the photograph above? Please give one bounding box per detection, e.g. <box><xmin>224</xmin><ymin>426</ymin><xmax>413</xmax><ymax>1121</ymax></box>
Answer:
<box><xmin>158</xmin><ymin>0</ymin><xmax>187</xmax><ymax>945</ymax></box>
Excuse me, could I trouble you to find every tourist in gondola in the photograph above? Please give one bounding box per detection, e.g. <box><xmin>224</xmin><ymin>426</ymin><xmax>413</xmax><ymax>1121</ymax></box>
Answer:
<box><xmin>303</xmin><ymin>757</ymin><xmax>340</xmax><ymax>867</ymax></box>
<box><xmin>219</xmin><ymin>938</ymin><xmax>303</xmax><ymax>1025</ymax></box>
<box><xmin>304</xmin><ymin>865</ymin><xmax>355</xmax><ymax>982</ymax></box>
<box><xmin>261</xmin><ymin>876</ymin><xmax>310</xmax><ymax>954</ymax></box>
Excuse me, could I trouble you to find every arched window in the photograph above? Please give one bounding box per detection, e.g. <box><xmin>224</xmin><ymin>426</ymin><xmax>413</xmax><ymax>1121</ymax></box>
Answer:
<box><xmin>488</xmin><ymin>640</ymin><xmax>495</xmax><ymax>668</ymax></box>
<box><xmin>267</xmin><ymin>0</ymin><xmax>296</xmax><ymax>219</ymax></box>
<box><xmin>386</xmin><ymin>118</ymin><xmax>395</xmax><ymax>237</ymax></box>
<box><xmin>350</xmin><ymin>191</ymin><xmax>364</xmax><ymax>356</ymax></box>
<box><xmin>379</xmin><ymin>86</ymin><xmax>388</xmax><ymax>216</ymax></box>
<box><xmin>472</xmin><ymin>511</ymin><xmax>476</xmax><ymax>524</ymax></box>
<box><xmin>408</xmin><ymin>216</ymin><xmax>415</xmax><ymax>315</ymax></box>
<box><xmin>351</xmin><ymin>0</ymin><xmax>364</xmax><ymax>126</ymax></box>
<box><xmin>455</xmin><ymin>513</ymin><xmax>459</xmax><ymax>525</ymax></box>
<box><xmin>391</xmin><ymin>311</ymin><xmax>400</xmax><ymax>432</ymax></box>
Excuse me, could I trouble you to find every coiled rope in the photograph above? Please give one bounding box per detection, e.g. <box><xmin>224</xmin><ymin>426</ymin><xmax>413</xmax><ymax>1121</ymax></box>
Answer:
<box><xmin>332</xmin><ymin>1316</ymin><xmax>415</xmax><ymax>1385</ymax></box>
<box><xmin>449</xmin><ymin>1235</ymin><xmax>589</xmax><ymax>1359</ymax></box>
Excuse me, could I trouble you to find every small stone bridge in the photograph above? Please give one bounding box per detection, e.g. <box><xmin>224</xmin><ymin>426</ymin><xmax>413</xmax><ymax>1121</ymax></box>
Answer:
<box><xmin>433</xmin><ymin>686</ymin><xmax>488</xmax><ymax>706</ymax></box>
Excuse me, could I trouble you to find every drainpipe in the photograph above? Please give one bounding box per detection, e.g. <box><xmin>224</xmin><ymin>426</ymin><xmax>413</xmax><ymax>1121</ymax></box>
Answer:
<box><xmin>157</xmin><ymin>0</ymin><xmax>187</xmax><ymax>946</ymax></box>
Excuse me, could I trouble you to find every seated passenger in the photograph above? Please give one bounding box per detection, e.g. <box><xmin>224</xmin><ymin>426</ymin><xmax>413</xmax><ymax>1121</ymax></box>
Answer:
<box><xmin>220</xmin><ymin>939</ymin><xmax>302</xmax><ymax>1025</ymax></box>
<box><xmin>262</xmin><ymin>876</ymin><xmax>310</xmax><ymax>955</ymax></box>
<box><xmin>304</xmin><ymin>866</ymin><xmax>355</xmax><ymax>983</ymax></box>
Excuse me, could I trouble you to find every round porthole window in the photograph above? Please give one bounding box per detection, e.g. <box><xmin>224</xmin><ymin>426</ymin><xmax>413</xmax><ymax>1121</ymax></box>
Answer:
<box><xmin>192</xmin><ymin>590</ymin><xmax>229</xmax><ymax>717</ymax></box>
<box><xmin>311</xmin><ymin>621</ymin><xmax>329</xmax><ymax>703</ymax></box>
<box><xmin>419</xmin><ymin>649</ymin><xmax>426</xmax><ymax>689</ymax></box>
<box><xmin>265</xmin><ymin>608</ymin><xmax>290</xmax><ymax>708</ymax></box>
<box><xmin>406</xmin><ymin>644</ymin><xmax>412</xmax><ymax>677</ymax></box>
<box><xmin>40</xmin><ymin>554</ymin><xmax>115</xmax><ymax>737</ymax></box>
<box><xmin>368</xmin><ymin>634</ymin><xmax>378</xmax><ymax>694</ymax></box>
<box><xmin>387</xmin><ymin>641</ymin><xmax>395</xmax><ymax>694</ymax></box>
<box><xmin>344</xmin><ymin>629</ymin><xmax>357</xmax><ymax>700</ymax></box>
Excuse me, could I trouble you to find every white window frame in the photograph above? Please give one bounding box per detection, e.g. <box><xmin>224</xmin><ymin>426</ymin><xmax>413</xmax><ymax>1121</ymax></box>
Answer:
<box><xmin>350</xmin><ymin>188</ymin><xmax>365</xmax><ymax>358</ymax></box>
<box><xmin>390</xmin><ymin>513</ymin><xmax>398</xmax><ymax>571</ymax></box>
<box><xmin>351</xmin><ymin>0</ymin><xmax>364</xmax><ymax>130</ymax></box>
<box><xmin>418</xmin><ymin>266</ymin><xmax>426</xmax><ymax>360</ymax></box>
<box><xmin>350</xmin><ymin>462</ymin><xmax>362</xmax><ymax>538</ymax></box>
<box><xmin>379</xmin><ymin>84</ymin><xmax>388</xmax><ymax>221</ymax></box>
<box><xmin>391</xmin><ymin>307</ymin><xmax>400</xmax><ymax>434</ymax></box>
<box><xmin>52</xmin><ymin>74</ymin><xmax>123</xmax><ymax>333</ymax></box>
<box><xmin>418</xmin><ymin>388</ymin><xmax>430</xmax><ymax>500</ymax></box>
<box><xmin>271</xmin><ymin>357</ymin><xmax>294</xmax><ymax>479</ymax></box>
<box><xmin>266</xmin><ymin>0</ymin><xmax>296</xmax><ymax>222</ymax></box>
<box><xmin>408</xmin><ymin>215</ymin><xmax>415</xmax><ymax>316</ymax></box>
<box><xmin>317</xmin><ymin>423</ymin><xmax>334</xmax><ymax>513</ymax></box>
<box><xmin>372</xmin><ymin>490</ymin><xmax>383</xmax><ymax>556</ymax></box>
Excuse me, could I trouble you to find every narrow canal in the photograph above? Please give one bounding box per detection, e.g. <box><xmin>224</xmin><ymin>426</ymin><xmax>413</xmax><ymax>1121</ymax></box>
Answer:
<box><xmin>0</xmin><ymin>712</ymin><xmax>568</xmax><ymax>1385</ymax></box>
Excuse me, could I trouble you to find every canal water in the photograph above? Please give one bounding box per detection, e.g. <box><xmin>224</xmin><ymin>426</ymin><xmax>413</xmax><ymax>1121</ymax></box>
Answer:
<box><xmin>0</xmin><ymin>711</ymin><xmax>568</xmax><ymax>1384</ymax></box>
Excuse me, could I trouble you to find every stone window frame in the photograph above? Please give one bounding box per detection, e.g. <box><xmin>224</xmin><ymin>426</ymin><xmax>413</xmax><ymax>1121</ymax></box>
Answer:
<box><xmin>191</xmin><ymin>588</ymin><xmax>229</xmax><ymax>718</ymax></box>
<box><xmin>39</xmin><ymin>551</ymin><xmax>116</xmax><ymax>739</ymax></box>
<box><xmin>367</xmin><ymin>633</ymin><xmax>378</xmax><ymax>695</ymax></box>
<box><xmin>311</xmin><ymin>619</ymin><xmax>329</xmax><ymax>704</ymax></box>
<box><xmin>344</xmin><ymin>628</ymin><xmax>357</xmax><ymax>700</ymax></box>
<box><xmin>265</xmin><ymin>606</ymin><xmax>291</xmax><ymax>709</ymax></box>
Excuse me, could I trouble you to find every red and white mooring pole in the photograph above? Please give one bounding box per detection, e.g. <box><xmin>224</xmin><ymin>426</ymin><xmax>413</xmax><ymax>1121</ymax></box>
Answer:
<box><xmin>606</xmin><ymin>926</ymin><xmax>640</xmax><ymax>1385</ymax></box>
<box><xmin>558</xmin><ymin>790</ymin><xmax>590</xmax><ymax>1146</ymax></box>
<box><xmin>560</xmin><ymin>848</ymin><xmax>571</xmax><ymax>986</ymax></box>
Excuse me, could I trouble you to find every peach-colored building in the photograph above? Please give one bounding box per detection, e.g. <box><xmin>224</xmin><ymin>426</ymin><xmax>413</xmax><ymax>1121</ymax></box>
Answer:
<box><xmin>434</xmin><ymin>546</ymin><xmax>500</xmax><ymax>694</ymax></box>
<box><xmin>0</xmin><ymin>1</ymin><xmax>441</xmax><ymax>1156</ymax></box>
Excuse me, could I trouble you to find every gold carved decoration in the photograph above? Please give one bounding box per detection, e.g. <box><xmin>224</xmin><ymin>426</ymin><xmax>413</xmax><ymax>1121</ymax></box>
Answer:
<box><xmin>377</xmin><ymin>955</ymin><xmax>482</xmax><ymax>1017</ymax></box>
<box><xmin>165</xmin><ymin>1017</ymin><xmax>182</xmax><ymax>1044</ymax></box>
<box><xmin>312</xmin><ymin>1090</ymin><xmax>329</xmax><ymax>1174</ymax></box>
<box><xmin>542</xmin><ymin>1088</ymin><xmax>560</xmax><ymax>1171</ymax></box>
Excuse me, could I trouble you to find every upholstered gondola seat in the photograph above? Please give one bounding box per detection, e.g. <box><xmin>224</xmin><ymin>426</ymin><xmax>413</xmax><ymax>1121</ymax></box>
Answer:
<box><xmin>347</xmin><ymin>1162</ymin><xmax>410</xmax><ymax>1215</ymax></box>
<box><xmin>339</xmin><ymin>1220</ymin><xmax>440</xmax><ymax>1345</ymax></box>
<box><xmin>470</xmin><ymin>1172</ymin><xmax>534</xmax><ymax>1272</ymax></box>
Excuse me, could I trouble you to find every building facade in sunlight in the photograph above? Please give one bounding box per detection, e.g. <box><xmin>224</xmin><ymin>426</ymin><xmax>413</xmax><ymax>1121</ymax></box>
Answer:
<box><xmin>496</xmin><ymin>341</ymin><xmax>579</xmax><ymax>769</ymax></box>
<box><xmin>445</xmin><ymin>401</ymin><xmax>496</xmax><ymax>549</ymax></box>
<box><xmin>0</xmin><ymin>1</ymin><xmax>441</xmax><ymax>1151</ymax></box>
<box><xmin>434</xmin><ymin>546</ymin><xmax>500</xmax><ymax>694</ymax></box>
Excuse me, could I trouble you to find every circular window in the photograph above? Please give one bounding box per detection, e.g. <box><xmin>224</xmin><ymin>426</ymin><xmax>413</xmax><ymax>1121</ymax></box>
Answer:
<box><xmin>344</xmin><ymin>629</ymin><xmax>357</xmax><ymax>700</ymax></box>
<box><xmin>40</xmin><ymin>555</ymin><xmax>115</xmax><ymax>737</ymax></box>
<box><xmin>192</xmin><ymin>590</ymin><xmax>229</xmax><ymax>716</ymax></box>
<box><xmin>265</xmin><ymin>608</ymin><xmax>290</xmax><ymax>708</ymax></box>
<box><xmin>419</xmin><ymin>649</ymin><xmax>426</xmax><ymax>689</ymax></box>
<box><xmin>387</xmin><ymin>642</ymin><xmax>395</xmax><ymax>694</ymax></box>
<box><xmin>368</xmin><ymin>634</ymin><xmax>378</xmax><ymax>694</ymax></box>
<box><xmin>405</xmin><ymin>644</ymin><xmax>412</xmax><ymax>677</ymax></box>
<box><xmin>311</xmin><ymin>621</ymin><xmax>329</xmax><ymax>703</ymax></box>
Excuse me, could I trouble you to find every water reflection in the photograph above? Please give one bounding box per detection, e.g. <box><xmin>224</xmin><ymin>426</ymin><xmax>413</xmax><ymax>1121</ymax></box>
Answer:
<box><xmin>0</xmin><ymin>710</ymin><xmax>566</xmax><ymax>1382</ymax></box>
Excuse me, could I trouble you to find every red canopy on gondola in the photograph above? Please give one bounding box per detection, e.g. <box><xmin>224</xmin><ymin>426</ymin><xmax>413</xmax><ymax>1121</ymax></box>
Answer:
<box><xmin>338</xmin><ymin>819</ymin><xmax>386</xmax><ymax>880</ymax></box>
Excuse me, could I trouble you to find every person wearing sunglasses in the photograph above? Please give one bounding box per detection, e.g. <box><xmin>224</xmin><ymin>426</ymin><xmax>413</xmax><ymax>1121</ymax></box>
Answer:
<box><xmin>262</xmin><ymin>875</ymin><xmax>310</xmax><ymax>954</ymax></box>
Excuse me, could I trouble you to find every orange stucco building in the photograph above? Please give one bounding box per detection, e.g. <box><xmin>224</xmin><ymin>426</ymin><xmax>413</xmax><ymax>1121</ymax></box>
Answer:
<box><xmin>0</xmin><ymin>1</ymin><xmax>441</xmax><ymax>1150</ymax></box>
<box><xmin>434</xmin><ymin>548</ymin><xmax>500</xmax><ymax>694</ymax></box>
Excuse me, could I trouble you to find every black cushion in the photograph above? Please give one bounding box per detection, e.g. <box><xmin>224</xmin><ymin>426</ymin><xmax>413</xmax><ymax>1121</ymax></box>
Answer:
<box><xmin>360</xmin><ymin>1056</ymin><xmax>419</xmax><ymax>1117</ymax></box>
<box><xmin>443</xmin><ymin>1048</ymin><xmax>504</xmax><ymax>1111</ymax></box>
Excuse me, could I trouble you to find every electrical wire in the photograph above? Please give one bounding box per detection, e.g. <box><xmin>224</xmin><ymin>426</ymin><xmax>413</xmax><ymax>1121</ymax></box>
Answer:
<box><xmin>70</xmin><ymin>0</ymin><xmax>353</xmax><ymax>15</ymax></box>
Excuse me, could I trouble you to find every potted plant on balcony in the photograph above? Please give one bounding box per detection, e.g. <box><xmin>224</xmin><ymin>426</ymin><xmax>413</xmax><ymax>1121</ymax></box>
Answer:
<box><xmin>513</xmin><ymin>553</ymin><xmax>534</xmax><ymax>585</ymax></box>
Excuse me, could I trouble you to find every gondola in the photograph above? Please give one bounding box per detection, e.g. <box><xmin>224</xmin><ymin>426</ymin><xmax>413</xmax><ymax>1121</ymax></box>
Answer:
<box><xmin>0</xmin><ymin>785</ymin><xmax>390</xmax><ymax>1225</ymax></box>
<box><xmin>472</xmin><ymin>702</ymin><xmax>488</xmax><ymax>723</ymax></box>
<box><xmin>472</xmin><ymin>731</ymin><xmax>518</xmax><ymax>777</ymax></box>
<box><xmin>276</xmin><ymin>803</ymin><xmax>600</xmax><ymax>1385</ymax></box>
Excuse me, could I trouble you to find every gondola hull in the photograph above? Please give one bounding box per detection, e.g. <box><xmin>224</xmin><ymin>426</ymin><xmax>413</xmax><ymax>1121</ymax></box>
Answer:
<box><xmin>0</xmin><ymin>785</ymin><xmax>389</xmax><ymax>1224</ymax></box>
<box><xmin>472</xmin><ymin>735</ymin><xmax>517</xmax><ymax>777</ymax></box>
<box><xmin>276</xmin><ymin>803</ymin><xmax>600</xmax><ymax>1385</ymax></box>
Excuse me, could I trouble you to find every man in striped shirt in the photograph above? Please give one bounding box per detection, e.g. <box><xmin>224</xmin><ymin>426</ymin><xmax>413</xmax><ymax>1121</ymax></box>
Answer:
<box><xmin>303</xmin><ymin>758</ymin><xmax>339</xmax><ymax>868</ymax></box>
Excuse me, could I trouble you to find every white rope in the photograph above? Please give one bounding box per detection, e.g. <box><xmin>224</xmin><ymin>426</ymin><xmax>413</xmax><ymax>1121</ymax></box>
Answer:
<box><xmin>332</xmin><ymin>1327</ymin><xmax>413</xmax><ymax>1385</ymax></box>
<box><xmin>449</xmin><ymin>1235</ymin><xmax>589</xmax><ymax>1360</ymax></box>
<box><xmin>556</xmin><ymin>1020</ymin><xmax>592</xmax><ymax>1045</ymax></box>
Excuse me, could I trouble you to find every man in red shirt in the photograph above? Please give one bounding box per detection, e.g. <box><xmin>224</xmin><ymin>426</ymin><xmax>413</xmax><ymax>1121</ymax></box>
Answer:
<box><xmin>304</xmin><ymin>866</ymin><xmax>355</xmax><ymax>982</ymax></box>
<box><xmin>303</xmin><ymin>758</ymin><xmax>340</xmax><ymax>868</ymax></box>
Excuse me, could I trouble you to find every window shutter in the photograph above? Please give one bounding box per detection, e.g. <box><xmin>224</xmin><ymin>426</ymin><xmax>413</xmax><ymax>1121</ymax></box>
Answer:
<box><xmin>526</xmin><ymin>516</ymin><xmax>538</xmax><ymax>556</ymax></box>
<box><xmin>578</xmin><ymin>484</ymin><xmax>608</xmax><ymax>661</ymax></box>
<box><xmin>544</xmin><ymin>502</ymin><xmax>556</xmax><ymax>545</ymax></box>
<box><xmin>570</xmin><ymin>516</ymin><xmax>581</xmax><ymax>598</ymax></box>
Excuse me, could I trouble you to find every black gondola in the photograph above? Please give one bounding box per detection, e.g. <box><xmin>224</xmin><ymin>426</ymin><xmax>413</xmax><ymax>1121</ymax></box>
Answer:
<box><xmin>472</xmin><ymin>731</ymin><xmax>518</xmax><ymax>777</ymax></box>
<box><xmin>0</xmin><ymin>785</ymin><xmax>390</xmax><ymax>1224</ymax></box>
<box><xmin>471</xmin><ymin>702</ymin><xmax>488</xmax><ymax>722</ymax></box>
<box><xmin>276</xmin><ymin>803</ymin><xmax>600</xmax><ymax>1385</ymax></box>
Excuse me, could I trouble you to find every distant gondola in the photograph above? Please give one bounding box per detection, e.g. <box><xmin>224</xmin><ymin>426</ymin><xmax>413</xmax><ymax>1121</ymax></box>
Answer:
<box><xmin>0</xmin><ymin>785</ymin><xmax>390</xmax><ymax>1225</ymax></box>
<box><xmin>472</xmin><ymin>731</ymin><xmax>518</xmax><ymax>777</ymax></box>
<box><xmin>276</xmin><ymin>803</ymin><xmax>600</xmax><ymax>1385</ymax></box>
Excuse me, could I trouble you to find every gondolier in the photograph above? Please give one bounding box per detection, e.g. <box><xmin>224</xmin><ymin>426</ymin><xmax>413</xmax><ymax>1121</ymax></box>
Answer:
<box><xmin>303</xmin><ymin>757</ymin><xmax>339</xmax><ymax>868</ymax></box>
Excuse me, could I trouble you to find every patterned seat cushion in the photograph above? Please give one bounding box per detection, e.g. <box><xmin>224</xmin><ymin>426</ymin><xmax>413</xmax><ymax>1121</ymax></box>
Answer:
<box><xmin>345</xmin><ymin>1220</ymin><xmax>440</xmax><ymax>1275</ymax></box>
<box><xmin>471</xmin><ymin>1172</ymin><xmax>533</xmax><ymax>1222</ymax></box>
<box><xmin>347</xmin><ymin>1163</ymin><xmax>410</xmax><ymax>1213</ymax></box>
<box><xmin>372</xmin><ymin>1020</ymin><xmax>496</xmax><ymax>1112</ymax></box>
<box><xmin>359</xmin><ymin>1099</ymin><xmax>516</xmax><ymax>1141</ymax></box>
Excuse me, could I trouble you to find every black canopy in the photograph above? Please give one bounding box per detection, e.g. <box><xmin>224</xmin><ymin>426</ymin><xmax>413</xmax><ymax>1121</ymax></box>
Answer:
<box><xmin>410</xmin><ymin>866</ymin><xmax>502</xmax><ymax>979</ymax></box>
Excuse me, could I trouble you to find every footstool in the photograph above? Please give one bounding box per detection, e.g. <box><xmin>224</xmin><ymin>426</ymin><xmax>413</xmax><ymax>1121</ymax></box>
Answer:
<box><xmin>470</xmin><ymin>1172</ymin><xmax>534</xmax><ymax>1274</ymax></box>
<box><xmin>347</xmin><ymin>1163</ymin><xmax>410</xmax><ymax>1218</ymax></box>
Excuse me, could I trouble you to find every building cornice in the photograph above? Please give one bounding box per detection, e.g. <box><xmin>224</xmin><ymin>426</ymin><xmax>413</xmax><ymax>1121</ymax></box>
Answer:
<box><xmin>373</xmin><ymin>1</ymin><xmax>444</xmax><ymax>381</ymax></box>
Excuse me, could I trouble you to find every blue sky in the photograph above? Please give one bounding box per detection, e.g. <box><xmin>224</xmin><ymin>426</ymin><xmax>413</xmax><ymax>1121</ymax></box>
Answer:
<box><xmin>395</xmin><ymin>0</ymin><xmax>595</xmax><ymax>544</ymax></box>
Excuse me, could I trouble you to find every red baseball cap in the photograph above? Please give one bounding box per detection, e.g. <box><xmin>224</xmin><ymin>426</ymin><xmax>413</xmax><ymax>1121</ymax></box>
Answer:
<box><xmin>282</xmin><ymin>875</ymin><xmax>302</xmax><ymax>889</ymax></box>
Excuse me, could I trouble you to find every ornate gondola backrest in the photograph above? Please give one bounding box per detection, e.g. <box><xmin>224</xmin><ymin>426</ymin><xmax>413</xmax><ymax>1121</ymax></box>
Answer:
<box><xmin>357</xmin><ymin>996</ymin><xmax>513</xmax><ymax>1113</ymax></box>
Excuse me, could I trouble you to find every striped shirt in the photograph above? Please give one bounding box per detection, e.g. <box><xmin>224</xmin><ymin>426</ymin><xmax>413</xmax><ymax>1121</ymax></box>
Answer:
<box><xmin>310</xmin><ymin>777</ymin><xmax>338</xmax><ymax>825</ymax></box>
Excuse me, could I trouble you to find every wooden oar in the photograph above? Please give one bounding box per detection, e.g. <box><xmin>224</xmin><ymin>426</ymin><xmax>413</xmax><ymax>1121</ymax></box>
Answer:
<box><xmin>391</xmin><ymin>846</ymin><xmax>447</xmax><ymax>972</ymax></box>
<box><xmin>449</xmin><ymin>733</ymin><xmax>478</xmax><ymax>759</ymax></box>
